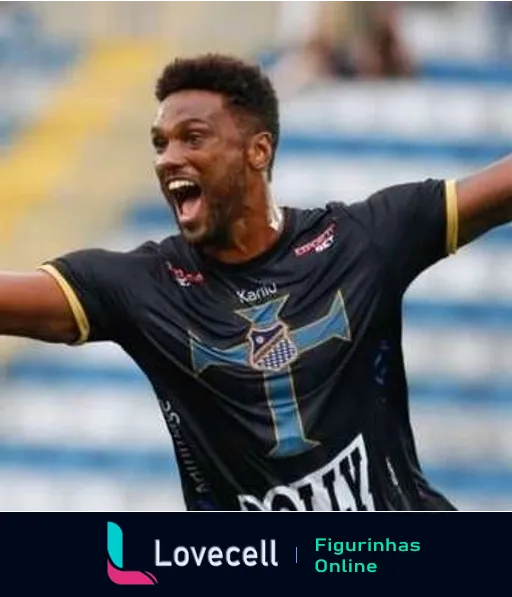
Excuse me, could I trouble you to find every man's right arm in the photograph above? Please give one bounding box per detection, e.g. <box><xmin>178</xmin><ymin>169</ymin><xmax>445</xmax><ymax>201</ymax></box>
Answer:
<box><xmin>0</xmin><ymin>270</ymin><xmax>79</xmax><ymax>344</ymax></box>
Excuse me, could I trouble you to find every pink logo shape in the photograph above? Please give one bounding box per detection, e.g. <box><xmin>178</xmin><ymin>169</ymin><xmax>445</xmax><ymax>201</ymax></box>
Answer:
<box><xmin>107</xmin><ymin>560</ymin><xmax>158</xmax><ymax>585</ymax></box>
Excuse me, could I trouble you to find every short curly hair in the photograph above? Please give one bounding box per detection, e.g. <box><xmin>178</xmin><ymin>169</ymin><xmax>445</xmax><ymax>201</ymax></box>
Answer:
<box><xmin>155</xmin><ymin>54</ymin><xmax>279</xmax><ymax>179</ymax></box>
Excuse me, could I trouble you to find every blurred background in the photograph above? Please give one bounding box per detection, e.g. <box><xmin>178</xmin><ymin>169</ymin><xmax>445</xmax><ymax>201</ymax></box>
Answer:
<box><xmin>0</xmin><ymin>1</ymin><xmax>512</xmax><ymax>511</ymax></box>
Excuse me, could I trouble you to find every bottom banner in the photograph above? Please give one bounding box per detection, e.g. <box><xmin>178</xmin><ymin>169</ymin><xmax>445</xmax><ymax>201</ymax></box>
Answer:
<box><xmin>1</xmin><ymin>513</ymin><xmax>506</xmax><ymax>594</ymax></box>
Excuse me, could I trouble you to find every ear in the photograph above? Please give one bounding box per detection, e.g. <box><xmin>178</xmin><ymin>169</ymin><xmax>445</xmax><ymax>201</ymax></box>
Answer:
<box><xmin>248</xmin><ymin>132</ymin><xmax>273</xmax><ymax>175</ymax></box>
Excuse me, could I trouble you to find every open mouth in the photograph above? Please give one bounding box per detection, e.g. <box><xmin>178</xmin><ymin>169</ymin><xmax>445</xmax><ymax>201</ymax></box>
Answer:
<box><xmin>167</xmin><ymin>179</ymin><xmax>203</xmax><ymax>225</ymax></box>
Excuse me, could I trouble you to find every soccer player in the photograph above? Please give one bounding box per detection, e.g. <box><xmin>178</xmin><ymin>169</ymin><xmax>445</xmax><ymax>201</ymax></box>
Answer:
<box><xmin>0</xmin><ymin>54</ymin><xmax>510</xmax><ymax>510</ymax></box>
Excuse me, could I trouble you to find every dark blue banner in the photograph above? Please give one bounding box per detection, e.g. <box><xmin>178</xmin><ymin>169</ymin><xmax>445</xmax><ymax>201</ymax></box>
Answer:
<box><xmin>2</xmin><ymin>513</ymin><xmax>507</xmax><ymax>595</ymax></box>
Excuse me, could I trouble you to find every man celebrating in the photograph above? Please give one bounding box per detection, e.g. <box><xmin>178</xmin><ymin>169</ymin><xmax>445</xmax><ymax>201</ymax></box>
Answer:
<box><xmin>1</xmin><ymin>54</ymin><xmax>510</xmax><ymax>510</ymax></box>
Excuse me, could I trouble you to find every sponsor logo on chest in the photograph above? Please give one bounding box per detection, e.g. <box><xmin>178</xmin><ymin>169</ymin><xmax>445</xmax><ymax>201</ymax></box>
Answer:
<box><xmin>294</xmin><ymin>223</ymin><xmax>336</xmax><ymax>257</ymax></box>
<box><xmin>237</xmin><ymin>434</ymin><xmax>375</xmax><ymax>511</ymax></box>
<box><xmin>166</xmin><ymin>262</ymin><xmax>204</xmax><ymax>287</ymax></box>
<box><xmin>236</xmin><ymin>283</ymin><xmax>277</xmax><ymax>304</ymax></box>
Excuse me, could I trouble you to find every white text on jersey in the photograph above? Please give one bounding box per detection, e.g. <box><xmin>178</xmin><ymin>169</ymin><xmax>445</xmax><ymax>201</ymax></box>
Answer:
<box><xmin>237</xmin><ymin>434</ymin><xmax>375</xmax><ymax>511</ymax></box>
<box><xmin>237</xmin><ymin>283</ymin><xmax>277</xmax><ymax>304</ymax></box>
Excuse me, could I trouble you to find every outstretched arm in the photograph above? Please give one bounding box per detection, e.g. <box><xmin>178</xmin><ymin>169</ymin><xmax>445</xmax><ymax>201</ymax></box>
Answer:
<box><xmin>457</xmin><ymin>155</ymin><xmax>512</xmax><ymax>246</ymax></box>
<box><xmin>0</xmin><ymin>270</ymin><xmax>78</xmax><ymax>343</ymax></box>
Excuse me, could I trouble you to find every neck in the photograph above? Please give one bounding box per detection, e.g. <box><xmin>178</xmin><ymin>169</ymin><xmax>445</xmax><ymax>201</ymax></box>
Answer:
<box><xmin>204</xmin><ymin>188</ymin><xmax>283</xmax><ymax>264</ymax></box>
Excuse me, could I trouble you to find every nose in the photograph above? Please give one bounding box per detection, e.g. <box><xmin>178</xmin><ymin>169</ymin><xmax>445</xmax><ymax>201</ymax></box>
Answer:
<box><xmin>155</xmin><ymin>140</ymin><xmax>187</xmax><ymax>175</ymax></box>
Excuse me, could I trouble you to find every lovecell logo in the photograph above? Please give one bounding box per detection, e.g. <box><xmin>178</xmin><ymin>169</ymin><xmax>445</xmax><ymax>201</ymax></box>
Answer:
<box><xmin>107</xmin><ymin>522</ymin><xmax>158</xmax><ymax>585</ymax></box>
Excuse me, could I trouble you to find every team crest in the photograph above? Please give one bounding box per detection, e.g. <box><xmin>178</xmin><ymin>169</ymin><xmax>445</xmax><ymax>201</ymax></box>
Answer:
<box><xmin>248</xmin><ymin>321</ymin><xmax>298</xmax><ymax>372</ymax></box>
<box><xmin>189</xmin><ymin>291</ymin><xmax>351</xmax><ymax>458</ymax></box>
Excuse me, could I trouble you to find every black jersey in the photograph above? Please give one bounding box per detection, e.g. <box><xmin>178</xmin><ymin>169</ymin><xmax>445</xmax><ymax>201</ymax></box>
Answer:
<box><xmin>41</xmin><ymin>178</ymin><xmax>459</xmax><ymax>511</ymax></box>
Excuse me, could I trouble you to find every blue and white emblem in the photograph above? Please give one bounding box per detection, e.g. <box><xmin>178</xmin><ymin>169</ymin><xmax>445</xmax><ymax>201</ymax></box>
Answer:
<box><xmin>247</xmin><ymin>320</ymin><xmax>298</xmax><ymax>372</ymax></box>
<box><xmin>189</xmin><ymin>292</ymin><xmax>351</xmax><ymax>458</ymax></box>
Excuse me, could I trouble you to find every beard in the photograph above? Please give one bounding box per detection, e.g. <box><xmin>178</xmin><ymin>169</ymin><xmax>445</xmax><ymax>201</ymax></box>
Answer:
<box><xmin>191</xmin><ymin>164</ymin><xmax>247</xmax><ymax>251</ymax></box>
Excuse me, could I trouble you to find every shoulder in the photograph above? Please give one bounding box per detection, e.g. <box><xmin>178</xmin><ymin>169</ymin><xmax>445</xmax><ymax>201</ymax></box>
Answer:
<box><xmin>291</xmin><ymin>199</ymin><xmax>376</xmax><ymax>237</ymax></box>
<box><xmin>287</xmin><ymin>202</ymin><xmax>373</xmax><ymax>261</ymax></box>
<box><xmin>291</xmin><ymin>203</ymin><xmax>355</xmax><ymax>231</ymax></box>
<box><xmin>287</xmin><ymin>178</ymin><xmax>446</xmax><ymax>253</ymax></box>
<box><xmin>330</xmin><ymin>179</ymin><xmax>446</xmax><ymax>230</ymax></box>
<box><xmin>157</xmin><ymin>233</ymin><xmax>194</xmax><ymax>262</ymax></box>
<box><xmin>49</xmin><ymin>234</ymin><xmax>193</xmax><ymax>285</ymax></box>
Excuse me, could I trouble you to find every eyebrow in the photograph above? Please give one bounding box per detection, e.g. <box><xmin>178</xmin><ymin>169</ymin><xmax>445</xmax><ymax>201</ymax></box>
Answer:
<box><xmin>150</xmin><ymin>118</ymin><xmax>211</xmax><ymax>135</ymax></box>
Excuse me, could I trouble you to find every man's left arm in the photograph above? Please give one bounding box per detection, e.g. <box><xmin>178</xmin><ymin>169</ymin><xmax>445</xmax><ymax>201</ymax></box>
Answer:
<box><xmin>457</xmin><ymin>155</ymin><xmax>512</xmax><ymax>246</ymax></box>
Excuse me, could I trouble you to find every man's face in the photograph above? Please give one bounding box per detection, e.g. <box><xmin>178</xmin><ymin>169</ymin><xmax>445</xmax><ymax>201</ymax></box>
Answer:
<box><xmin>152</xmin><ymin>90</ymin><xmax>250</xmax><ymax>248</ymax></box>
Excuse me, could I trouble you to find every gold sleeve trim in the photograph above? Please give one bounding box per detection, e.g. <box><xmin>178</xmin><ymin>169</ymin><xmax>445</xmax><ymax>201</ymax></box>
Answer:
<box><xmin>445</xmin><ymin>179</ymin><xmax>459</xmax><ymax>255</ymax></box>
<box><xmin>38</xmin><ymin>264</ymin><xmax>90</xmax><ymax>345</ymax></box>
